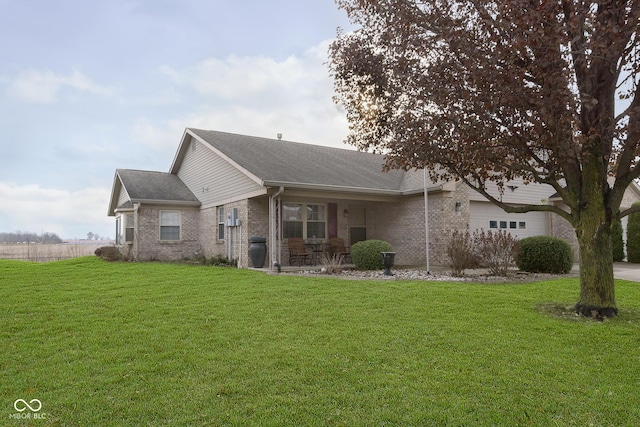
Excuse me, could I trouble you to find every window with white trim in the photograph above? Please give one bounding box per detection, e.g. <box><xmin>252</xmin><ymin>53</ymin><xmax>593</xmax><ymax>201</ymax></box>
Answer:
<box><xmin>218</xmin><ymin>206</ymin><xmax>225</xmax><ymax>240</ymax></box>
<box><xmin>283</xmin><ymin>203</ymin><xmax>326</xmax><ymax>239</ymax></box>
<box><xmin>116</xmin><ymin>212</ymin><xmax>134</xmax><ymax>244</ymax></box>
<box><xmin>124</xmin><ymin>213</ymin><xmax>134</xmax><ymax>242</ymax></box>
<box><xmin>306</xmin><ymin>204</ymin><xmax>326</xmax><ymax>238</ymax></box>
<box><xmin>160</xmin><ymin>210</ymin><xmax>181</xmax><ymax>241</ymax></box>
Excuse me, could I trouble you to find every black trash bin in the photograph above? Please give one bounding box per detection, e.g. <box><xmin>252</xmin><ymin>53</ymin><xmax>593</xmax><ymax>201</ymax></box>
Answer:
<box><xmin>249</xmin><ymin>237</ymin><xmax>267</xmax><ymax>268</ymax></box>
<box><xmin>380</xmin><ymin>251</ymin><xmax>396</xmax><ymax>276</ymax></box>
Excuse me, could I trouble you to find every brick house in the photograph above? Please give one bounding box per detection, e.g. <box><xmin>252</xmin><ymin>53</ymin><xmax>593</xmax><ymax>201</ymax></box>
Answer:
<box><xmin>108</xmin><ymin>128</ymin><xmax>640</xmax><ymax>268</ymax></box>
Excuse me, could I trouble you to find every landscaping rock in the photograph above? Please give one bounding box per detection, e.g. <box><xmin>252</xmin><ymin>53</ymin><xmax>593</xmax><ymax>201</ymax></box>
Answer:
<box><xmin>284</xmin><ymin>267</ymin><xmax>575</xmax><ymax>283</ymax></box>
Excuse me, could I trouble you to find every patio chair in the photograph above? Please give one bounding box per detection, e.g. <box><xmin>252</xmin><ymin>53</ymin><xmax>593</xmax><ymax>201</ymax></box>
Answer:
<box><xmin>288</xmin><ymin>237</ymin><xmax>312</xmax><ymax>266</ymax></box>
<box><xmin>329</xmin><ymin>237</ymin><xmax>351</xmax><ymax>263</ymax></box>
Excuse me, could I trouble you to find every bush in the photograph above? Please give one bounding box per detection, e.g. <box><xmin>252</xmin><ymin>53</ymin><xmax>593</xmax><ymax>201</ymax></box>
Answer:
<box><xmin>319</xmin><ymin>253</ymin><xmax>344</xmax><ymax>274</ymax></box>
<box><xmin>446</xmin><ymin>230</ymin><xmax>477</xmax><ymax>276</ymax></box>
<box><xmin>351</xmin><ymin>240</ymin><xmax>393</xmax><ymax>270</ymax></box>
<box><xmin>612</xmin><ymin>217</ymin><xmax>625</xmax><ymax>262</ymax></box>
<box><xmin>473</xmin><ymin>229</ymin><xmax>520</xmax><ymax>276</ymax></box>
<box><xmin>515</xmin><ymin>236</ymin><xmax>573</xmax><ymax>274</ymax></box>
<box><xmin>627</xmin><ymin>202</ymin><xmax>640</xmax><ymax>263</ymax></box>
<box><xmin>205</xmin><ymin>254</ymin><xmax>238</xmax><ymax>267</ymax></box>
<box><xmin>446</xmin><ymin>229</ymin><xmax>519</xmax><ymax>276</ymax></box>
<box><xmin>95</xmin><ymin>246</ymin><xmax>123</xmax><ymax>262</ymax></box>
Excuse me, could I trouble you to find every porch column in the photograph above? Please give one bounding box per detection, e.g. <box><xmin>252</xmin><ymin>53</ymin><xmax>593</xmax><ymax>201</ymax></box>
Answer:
<box><xmin>269</xmin><ymin>187</ymin><xmax>284</xmax><ymax>271</ymax></box>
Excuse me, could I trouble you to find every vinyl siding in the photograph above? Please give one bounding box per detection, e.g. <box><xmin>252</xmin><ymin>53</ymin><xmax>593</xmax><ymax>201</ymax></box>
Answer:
<box><xmin>117</xmin><ymin>185</ymin><xmax>130</xmax><ymax>207</ymax></box>
<box><xmin>467</xmin><ymin>179</ymin><xmax>556</xmax><ymax>205</ymax></box>
<box><xmin>176</xmin><ymin>138</ymin><xmax>264</xmax><ymax>206</ymax></box>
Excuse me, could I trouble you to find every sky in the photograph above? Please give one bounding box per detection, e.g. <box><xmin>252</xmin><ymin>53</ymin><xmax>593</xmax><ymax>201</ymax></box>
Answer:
<box><xmin>0</xmin><ymin>0</ymin><xmax>355</xmax><ymax>240</ymax></box>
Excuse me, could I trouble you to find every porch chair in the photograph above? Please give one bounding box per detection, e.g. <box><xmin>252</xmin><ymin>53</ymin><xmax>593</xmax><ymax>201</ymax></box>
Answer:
<box><xmin>288</xmin><ymin>237</ymin><xmax>312</xmax><ymax>266</ymax></box>
<box><xmin>329</xmin><ymin>237</ymin><xmax>351</xmax><ymax>263</ymax></box>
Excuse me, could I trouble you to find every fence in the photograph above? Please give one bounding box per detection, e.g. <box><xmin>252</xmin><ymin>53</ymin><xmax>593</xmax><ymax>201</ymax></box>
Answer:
<box><xmin>0</xmin><ymin>243</ymin><xmax>110</xmax><ymax>262</ymax></box>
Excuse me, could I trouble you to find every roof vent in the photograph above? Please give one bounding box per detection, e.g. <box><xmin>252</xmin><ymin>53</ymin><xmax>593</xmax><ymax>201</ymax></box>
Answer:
<box><xmin>277</xmin><ymin>133</ymin><xmax>282</xmax><ymax>140</ymax></box>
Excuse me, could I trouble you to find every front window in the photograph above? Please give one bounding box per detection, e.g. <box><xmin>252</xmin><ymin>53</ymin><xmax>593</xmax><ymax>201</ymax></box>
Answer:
<box><xmin>283</xmin><ymin>203</ymin><xmax>303</xmax><ymax>238</ymax></box>
<box><xmin>160</xmin><ymin>210</ymin><xmax>181</xmax><ymax>241</ymax></box>
<box><xmin>283</xmin><ymin>203</ymin><xmax>325</xmax><ymax>239</ymax></box>
<box><xmin>306</xmin><ymin>204</ymin><xmax>325</xmax><ymax>239</ymax></box>
<box><xmin>218</xmin><ymin>207</ymin><xmax>225</xmax><ymax>240</ymax></box>
<box><xmin>116</xmin><ymin>212</ymin><xmax>134</xmax><ymax>244</ymax></box>
<box><xmin>124</xmin><ymin>213</ymin><xmax>134</xmax><ymax>242</ymax></box>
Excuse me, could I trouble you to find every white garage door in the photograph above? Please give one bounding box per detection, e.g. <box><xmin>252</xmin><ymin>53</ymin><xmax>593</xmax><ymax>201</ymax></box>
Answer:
<box><xmin>469</xmin><ymin>201</ymin><xmax>548</xmax><ymax>239</ymax></box>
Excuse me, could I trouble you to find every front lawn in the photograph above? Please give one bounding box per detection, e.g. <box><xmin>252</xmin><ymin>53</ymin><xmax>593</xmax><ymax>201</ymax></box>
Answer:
<box><xmin>1</xmin><ymin>257</ymin><xmax>639</xmax><ymax>426</ymax></box>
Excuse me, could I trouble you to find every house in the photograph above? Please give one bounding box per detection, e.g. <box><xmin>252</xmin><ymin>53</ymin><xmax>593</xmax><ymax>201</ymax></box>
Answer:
<box><xmin>108</xmin><ymin>128</ymin><xmax>640</xmax><ymax>267</ymax></box>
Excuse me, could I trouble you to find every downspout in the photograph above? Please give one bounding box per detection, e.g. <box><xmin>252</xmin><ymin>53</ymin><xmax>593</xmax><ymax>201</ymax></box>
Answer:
<box><xmin>423</xmin><ymin>170</ymin><xmax>430</xmax><ymax>274</ymax></box>
<box><xmin>270</xmin><ymin>186</ymin><xmax>285</xmax><ymax>271</ymax></box>
<box><xmin>133</xmin><ymin>203</ymin><xmax>140</xmax><ymax>261</ymax></box>
<box><xmin>237</xmin><ymin>220</ymin><xmax>242</xmax><ymax>268</ymax></box>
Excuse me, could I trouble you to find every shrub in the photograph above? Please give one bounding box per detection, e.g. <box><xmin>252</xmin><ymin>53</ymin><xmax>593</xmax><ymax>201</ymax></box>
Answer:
<box><xmin>473</xmin><ymin>230</ymin><xmax>520</xmax><ymax>276</ymax></box>
<box><xmin>612</xmin><ymin>217</ymin><xmax>625</xmax><ymax>262</ymax></box>
<box><xmin>351</xmin><ymin>240</ymin><xmax>393</xmax><ymax>270</ymax></box>
<box><xmin>627</xmin><ymin>202</ymin><xmax>640</xmax><ymax>263</ymax></box>
<box><xmin>319</xmin><ymin>253</ymin><xmax>344</xmax><ymax>274</ymax></box>
<box><xmin>446</xmin><ymin>230</ymin><xmax>477</xmax><ymax>276</ymax></box>
<box><xmin>205</xmin><ymin>254</ymin><xmax>238</xmax><ymax>267</ymax></box>
<box><xmin>94</xmin><ymin>246</ymin><xmax>123</xmax><ymax>262</ymax></box>
<box><xmin>515</xmin><ymin>236</ymin><xmax>573</xmax><ymax>274</ymax></box>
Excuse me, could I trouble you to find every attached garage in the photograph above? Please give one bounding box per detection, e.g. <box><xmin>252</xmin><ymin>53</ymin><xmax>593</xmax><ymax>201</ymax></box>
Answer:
<box><xmin>469</xmin><ymin>201</ymin><xmax>549</xmax><ymax>239</ymax></box>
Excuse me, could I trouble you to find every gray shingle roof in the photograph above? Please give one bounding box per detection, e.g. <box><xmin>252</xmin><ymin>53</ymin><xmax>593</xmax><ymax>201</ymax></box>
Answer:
<box><xmin>117</xmin><ymin>169</ymin><xmax>200</xmax><ymax>203</ymax></box>
<box><xmin>187</xmin><ymin>129</ymin><xmax>427</xmax><ymax>193</ymax></box>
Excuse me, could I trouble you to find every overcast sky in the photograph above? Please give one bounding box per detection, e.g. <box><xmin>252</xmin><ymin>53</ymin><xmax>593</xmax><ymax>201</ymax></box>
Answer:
<box><xmin>0</xmin><ymin>0</ymin><xmax>354</xmax><ymax>239</ymax></box>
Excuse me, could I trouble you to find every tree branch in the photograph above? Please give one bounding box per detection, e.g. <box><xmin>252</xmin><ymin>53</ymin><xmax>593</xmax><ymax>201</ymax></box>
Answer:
<box><xmin>452</xmin><ymin>168</ymin><xmax>574</xmax><ymax>224</ymax></box>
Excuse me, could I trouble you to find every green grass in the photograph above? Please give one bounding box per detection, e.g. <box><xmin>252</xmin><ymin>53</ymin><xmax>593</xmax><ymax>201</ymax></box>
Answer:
<box><xmin>2</xmin><ymin>257</ymin><xmax>640</xmax><ymax>426</ymax></box>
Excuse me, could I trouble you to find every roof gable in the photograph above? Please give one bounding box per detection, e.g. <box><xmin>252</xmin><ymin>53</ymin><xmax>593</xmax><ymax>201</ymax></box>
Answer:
<box><xmin>172</xmin><ymin>129</ymin><xmax>429</xmax><ymax>194</ymax></box>
<box><xmin>108</xmin><ymin>169</ymin><xmax>200</xmax><ymax>216</ymax></box>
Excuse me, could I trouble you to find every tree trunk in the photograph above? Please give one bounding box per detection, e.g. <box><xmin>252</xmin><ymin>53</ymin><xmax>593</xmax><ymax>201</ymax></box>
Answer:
<box><xmin>574</xmin><ymin>196</ymin><xmax>618</xmax><ymax>318</ymax></box>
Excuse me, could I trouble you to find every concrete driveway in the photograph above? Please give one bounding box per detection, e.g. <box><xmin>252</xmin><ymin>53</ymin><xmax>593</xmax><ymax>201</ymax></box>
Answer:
<box><xmin>614</xmin><ymin>262</ymin><xmax>640</xmax><ymax>282</ymax></box>
<box><xmin>569</xmin><ymin>263</ymin><xmax>640</xmax><ymax>282</ymax></box>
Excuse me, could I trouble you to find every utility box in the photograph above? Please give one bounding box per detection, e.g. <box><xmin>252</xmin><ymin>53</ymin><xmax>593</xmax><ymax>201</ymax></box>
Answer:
<box><xmin>227</xmin><ymin>208</ymin><xmax>239</xmax><ymax>227</ymax></box>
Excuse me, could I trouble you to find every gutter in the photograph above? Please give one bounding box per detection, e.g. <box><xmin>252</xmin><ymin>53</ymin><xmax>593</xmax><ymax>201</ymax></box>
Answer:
<box><xmin>130</xmin><ymin>199</ymin><xmax>202</xmax><ymax>207</ymax></box>
<box><xmin>261</xmin><ymin>180</ymin><xmax>443</xmax><ymax>196</ymax></box>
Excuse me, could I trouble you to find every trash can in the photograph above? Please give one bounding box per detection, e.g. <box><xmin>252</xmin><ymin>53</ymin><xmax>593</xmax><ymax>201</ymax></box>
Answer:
<box><xmin>249</xmin><ymin>237</ymin><xmax>267</xmax><ymax>268</ymax></box>
<box><xmin>380</xmin><ymin>251</ymin><xmax>396</xmax><ymax>276</ymax></box>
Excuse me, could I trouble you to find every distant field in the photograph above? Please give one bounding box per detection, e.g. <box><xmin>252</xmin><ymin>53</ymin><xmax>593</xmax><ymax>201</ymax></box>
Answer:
<box><xmin>0</xmin><ymin>242</ymin><xmax>106</xmax><ymax>262</ymax></box>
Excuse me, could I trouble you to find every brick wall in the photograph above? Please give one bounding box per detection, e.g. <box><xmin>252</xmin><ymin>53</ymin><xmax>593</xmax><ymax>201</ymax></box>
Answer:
<box><xmin>135</xmin><ymin>206</ymin><xmax>200</xmax><ymax>261</ymax></box>
<box><xmin>364</xmin><ymin>182</ymin><xmax>471</xmax><ymax>266</ymax></box>
<box><xmin>549</xmin><ymin>204</ymin><xmax>578</xmax><ymax>259</ymax></box>
<box><xmin>198</xmin><ymin>206</ymin><xmax>225</xmax><ymax>259</ymax></box>
<box><xmin>369</xmin><ymin>196</ymin><xmax>426</xmax><ymax>266</ymax></box>
<box><xmin>246</xmin><ymin>197</ymin><xmax>270</xmax><ymax>268</ymax></box>
<box><xmin>196</xmin><ymin>197</ymin><xmax>270</xmax><ymax>268</ymax></box>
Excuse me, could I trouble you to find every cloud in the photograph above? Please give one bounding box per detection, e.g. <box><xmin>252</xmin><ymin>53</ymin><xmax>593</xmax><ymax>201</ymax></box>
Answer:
<box><xmin>0</xmin><ymin>182</ymin><xmax>113</xmax><ymax>238</ymax></box>
<box><xmin>132</xmin><ymin>117</ymin><xmax>181</xmax><ymax>151</ymax></box>
<box><xmin>151</xmin><ymin>39</ymin><xmax>349</xmax><ymax>148</ymax></box>
<box><xmin>7</xmin><ymin>69</ymin><xmax>114</xmax><ymax>104</ymax></box>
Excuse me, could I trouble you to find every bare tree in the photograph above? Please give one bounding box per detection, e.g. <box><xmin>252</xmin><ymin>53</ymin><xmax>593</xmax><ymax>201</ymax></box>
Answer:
<box><xmin>329</xmin><ymin>0</ymin><xmax>640</xmax><ymax>317</ymax></box>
